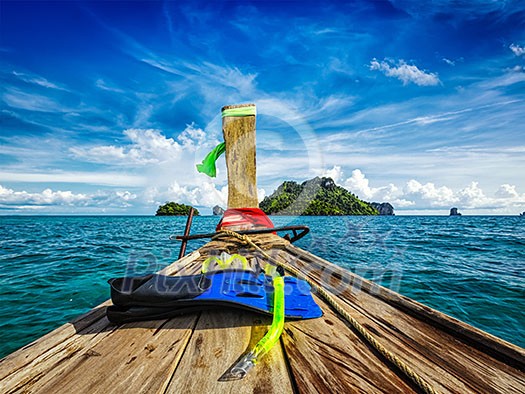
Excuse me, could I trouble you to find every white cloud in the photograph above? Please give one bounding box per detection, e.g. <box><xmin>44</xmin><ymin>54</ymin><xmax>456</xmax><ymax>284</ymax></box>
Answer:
<box><xmin>64</xmin><ymin>123</ymin><xmax>237</xmax><ymax>211</ymax></box>
<box><xmin>0</xmin><ymin>185</ymin><xmax>88</xmax><ymax>206</ymax></box>
<box><xmin>413</xmin><ymin>115</ymin><xmax>455</xmax><ymax>125</ymax></box>
<box><xmin>390</xmin><ymin>198</ymin><xmax>415</xmax><ymax>208</ymax></box>
<box><xmin>166</xmin><ymin>181</ymin><xmax>228</xmax><ymax>208</ymax></box>
<box><xmin>201</xmin><ymin>62</ymin><xmax>257</xmax><ymax>93</ymax></box>
<box><xmin>95</xmin><ymin>78</ymin><xmax>126</xmax><ymax>93</ymax></box>
<box><xmin>0</xmin><ymin>185</ymin><xmax>136</xmax><ymax>208</ymax></box>
<box><xmin>404</xmin><ymin>179</ymin><xmax>457</xmax><ymax>206</ymax></box>
<box><xmin>342</xmin><ymin>169</ymin><xmax>399</xmax><ymax>202</ymax></box>
<box><xmin>70</xmin><ymin>125</ymin><xmax>210</xmax><ymax>166</ymax></box>
<box><xmin>343</xmin><ymin>169</ymin><xmax>375</xmax><ymax>199</ymax></box>
<box><xmin>456</xmin><ymin>181</ymin><xmax>488</xmax><ymax>208</ymax></box>
<box><xmin>123</xmin><ymin>128</ymin><xmax>183</xmax><ymax>162</ymax></box>
<box><xmin>317</xmin><ymin>168</ymin><xmax>525</xmax><ymax>213</ymax></box>
<box><xmin>510</xmin><ymin>43</ymin><xmax>525</xmax><ymax>57</ymax></box>
<box><xmin>322</xmin><ymin>165</ymin><xmax>344</xmax><ymax>184</ymax></box>
<box><xmin>139</xmin><ymin>56</ymin><xmax>257</xmax><ymax>95</ymax></box>
<box><xmin>369</xmin><ymin>58</ymin><xmax>440</xmax><ymax>86</ymax></box>
<box><xmin>12</xmin><ymin>71</ymin><xmax>68</xmax><ymax>90</ymax></box>
<box><xmin>495</xmin><ymin>184</ymin><xmax>519</xmax><ymax>198</ymax></box>
<box><xmin>176</xmin><ymin>123</ymin><xmax>207</xmax><ymax>148</ymax></box>
<box><xmin>115</xmin><ymin>190</ymin><xmax>137</xmax><ymax>201</ymax></box>
<box><xmin>78</xmin><ymin>145</ymin><xmax>129</xmax><ymax>163</ymax></box>
<box><xmin>442</xmin><ymin>58</ymin><xmax>455</xmax><ymax>66</ymax></box>
<box><xmin>3</xmin><ymin>88</ymin><xmax>67</xmax><ymax>112</ymax></box>
<box><xmin>322</xmin><ymin>167</ymin><xmax>399</xmax><ymax>202</ymax></box>
<box><xmin>149</xmin><ymin>180</ymin><xmax>266</xmax><ymax>209</ymax></box>
<box><xmin>399</xmin><ymin>180</ymin><xmax>525</xmax><ymax>211</ymax></box>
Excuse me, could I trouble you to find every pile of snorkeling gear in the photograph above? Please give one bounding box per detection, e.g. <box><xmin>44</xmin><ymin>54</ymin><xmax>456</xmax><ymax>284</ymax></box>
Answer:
<box><xmin>107</xmin><ymin>252</ymin><xmax>322</xmax><ymax>379</ymax></box>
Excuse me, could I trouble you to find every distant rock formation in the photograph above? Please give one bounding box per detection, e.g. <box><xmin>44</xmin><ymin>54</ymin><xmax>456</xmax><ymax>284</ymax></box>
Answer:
<box><xmin>213</xmin><ymin>205</ymin><xmax>225</xmax><ymax>216</ymax></box>
<box><xmin>371</xmin><ymin>202</ymin><xmax>395</xmax><ymax>216</ymax></box>
<box><xmin>450</xmin><ymin>207</ymin><xmax>462</xmax><ymax>216</ymax></box>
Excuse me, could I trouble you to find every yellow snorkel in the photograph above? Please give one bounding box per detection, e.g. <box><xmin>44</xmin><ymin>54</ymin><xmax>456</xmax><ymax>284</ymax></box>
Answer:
<box><xmin>201</xmin><ymin>254</ymin><xmax>288</xmax><ymax>380</ymax></box>
<box><xmin>225</xmin><ymin>265</ymin><xmax>286</xmax><ymax>379</ymax></box>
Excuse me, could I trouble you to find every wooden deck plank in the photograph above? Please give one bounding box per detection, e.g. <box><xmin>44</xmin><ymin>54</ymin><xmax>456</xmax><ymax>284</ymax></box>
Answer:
<box><xmin>165</xmin><ymin>310</ymin><xmax>293</xmax><ymax>394</ymax></box>
<box><xmin>0</xmin><ymin>302</ymin><xmax>109</xmax><ymax>382</ymax></box>
<box><xmin>281</xmin><ymin>246</ymin><xmax>525</xmax><ymax>393</ymax></box>
<box><xmin>331</xmin><ymin>294</ymin><xmax>524</xmax><ymax>394</ymax></box>
<box><xmin>1</xmin><ymin>314</ymin><xmax>116</xmax><ymax>393</ymax></box>
<box><xmin>22</xmin><ymin>317</ymin><xmax>199</xmax><ymax>394</ymax></box>
<box><xmin>286</xmin><ymin>245</ymin><xmax>525</xmax><ymax>368</ymax></box>
<box><xmin>282</xmin><ymin>295</ymin><xmax>416</xmax><ymax>394</ymax></box>
<box><xmin>158</xmin><ymin>251</ymin><xmax>201</xmax><ymax>276</ymax></box>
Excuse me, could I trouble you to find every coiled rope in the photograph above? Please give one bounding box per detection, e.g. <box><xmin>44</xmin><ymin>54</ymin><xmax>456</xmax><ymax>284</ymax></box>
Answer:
<box><xmin>215</xmin><ymin>229</ymin><xmax>438</xmax><ymax>394</ymax></box>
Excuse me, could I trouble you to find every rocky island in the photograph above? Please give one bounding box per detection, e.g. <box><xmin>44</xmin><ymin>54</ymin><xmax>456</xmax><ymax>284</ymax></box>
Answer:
<box><xmin>450</xmin><ymin>207</ymin><xmax>462</xmax><ymax>216</ymax></box>
<box><xmin>213</xmin><ymin>205</ymin><xmax>225</xmax><ymax>215</ymax></box>
<box><xmin>155</xmin><ymin>202</ymin><xmax>199</xmax><ymax>216</ymax></box>
<box><xmin>260</xmin><ymin>176</ymin><xmax>379</xmax><ymax>215</ymax></box>
<box><xmin>371</xmin><ymin>202</ymin><xmax>395</xmax><ymax>215</ymax></box>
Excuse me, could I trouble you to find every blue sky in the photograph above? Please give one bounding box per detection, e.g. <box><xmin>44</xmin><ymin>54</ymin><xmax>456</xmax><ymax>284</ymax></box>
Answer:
<box><xmin>1</xmin><ymin>0</ymin><xmax>524</xmax><ymax>215</ymax></box>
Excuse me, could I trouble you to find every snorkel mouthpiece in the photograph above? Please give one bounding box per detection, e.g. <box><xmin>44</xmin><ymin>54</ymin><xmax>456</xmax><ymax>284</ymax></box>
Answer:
<box><xmin>229</xmin><ymin>351</ymin><xmax>257</xmax><ymax>379</ymax></box>
<box><xmin>226</xmin><ymin>271</ymin><xmax>285</xmax><ymax>380</ymax></box>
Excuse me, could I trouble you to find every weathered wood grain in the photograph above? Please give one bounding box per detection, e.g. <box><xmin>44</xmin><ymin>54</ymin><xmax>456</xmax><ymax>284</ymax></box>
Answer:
<box><xmin>281</xmin><ymin>246</ymin><xmax>525</xmax><ymax>393</ymax></box>
<box><xmin>0</xmin><ymin>301</ymin><xmax>109</xmax><ymax>382</ymax></box>
<box><xmin>1</xmin><ymin>314</ymin><xmax>117</xmax><ymax>393</ymax></box>
<box><xmin>165</xmin><ymin>310</ymin><xmax>293</xmax><ymax>394</ymax></box>
<box><xmin>222</xmin><ymin>103</ymin><xmax>258</xmax><ymax>209</ymax></box>
<box><xmin>158</xmin><ymin>251</ymin><xmax>201</xmax><ymax>276</ymax></box>
<box><xmin>20</xmin><ymin>317</ymin><xmax>199</xmax><ymax>394</ymax></box>
<box><xmin>282</xmin><ymin>295</ymin><xmax>416</xmax><ymax>393</ymax></box>
<box><xmin>286</xmin><ymin>245</ymin><xmax>525</xmax><ymax>369</ymax></box>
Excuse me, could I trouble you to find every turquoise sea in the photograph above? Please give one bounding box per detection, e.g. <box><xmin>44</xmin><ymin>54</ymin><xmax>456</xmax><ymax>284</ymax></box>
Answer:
<box><xmin>0</xmin><ymin>215</ymin><xmax>524</xmax><ymax>358</ymax></box>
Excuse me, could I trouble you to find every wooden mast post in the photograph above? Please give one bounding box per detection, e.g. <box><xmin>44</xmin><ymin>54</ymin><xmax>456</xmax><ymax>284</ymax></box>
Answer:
<box><xmin>221</xmin><ymin>103</ymin><xmax>258</xmax><ymax>208</ymax></box>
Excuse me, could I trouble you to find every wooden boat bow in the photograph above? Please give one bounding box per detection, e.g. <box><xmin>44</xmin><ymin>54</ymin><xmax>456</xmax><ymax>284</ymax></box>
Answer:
<box><xmin>1</xmin><ymin>103</ymin><xmax>524</xmax><ymax>393</ymax></box>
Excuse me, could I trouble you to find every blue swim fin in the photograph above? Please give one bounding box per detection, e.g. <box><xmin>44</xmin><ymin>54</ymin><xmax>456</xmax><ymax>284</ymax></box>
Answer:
<box><xmin>107</xmin><ymin>270</ymin><xmax>323</xmax><ymax>324</ymax></box>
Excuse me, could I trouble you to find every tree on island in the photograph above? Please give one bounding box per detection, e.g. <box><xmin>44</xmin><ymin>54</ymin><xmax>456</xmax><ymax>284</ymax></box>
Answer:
<box><xmin>260</xmin><ymin>176</ymin><xmax>379</xmax><ymax>216</ymax></box>
<box><xmin>155</xmin><ymin>202</ymin><xmax>199</xmax><ymax>216</ymax></box>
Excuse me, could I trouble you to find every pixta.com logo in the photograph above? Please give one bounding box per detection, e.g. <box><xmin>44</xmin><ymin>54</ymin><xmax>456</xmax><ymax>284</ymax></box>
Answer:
<box><xmin>303</xmin><ymin>217</ymin><xmax>405</xmax><ymax>295</ymax></box>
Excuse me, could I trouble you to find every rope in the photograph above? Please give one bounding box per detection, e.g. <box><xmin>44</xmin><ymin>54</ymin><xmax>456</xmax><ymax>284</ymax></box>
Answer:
<box><xmin>216</xmin><ymin>229</ymin><xmax>438</xmax><ymax>394</ymax></box>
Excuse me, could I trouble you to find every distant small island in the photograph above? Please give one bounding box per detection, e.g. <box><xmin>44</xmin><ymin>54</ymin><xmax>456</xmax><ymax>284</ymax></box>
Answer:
<box><xmin>260</xmin><ymin>176</ymin><xmax>379</xmax><ymax>216</ymax></box>
<box><xmin>450</xmin><ymin>207</ymin><xmax>462</xmax><ymax>216</ymax></box>
<box><xmin>156</xmin><ymin>202</ymin><xmax>199</xmax><ymax>216</ymax></box>
<box><xmin>213</xmin><ymin>205</ymin><xmax>225</xmax><ymax>215</ymax></box>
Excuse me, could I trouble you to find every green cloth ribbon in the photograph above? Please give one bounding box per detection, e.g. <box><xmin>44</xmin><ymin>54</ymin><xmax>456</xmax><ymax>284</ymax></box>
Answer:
<box><xmin>196</xmin><ymin>142</ymin><xmax>225</xmax><ymax>177</ymax></box>
<box><xmin>196</xmin><ymin>106</ymin><xmax>255</xmax><ymax>177</ymax></box>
